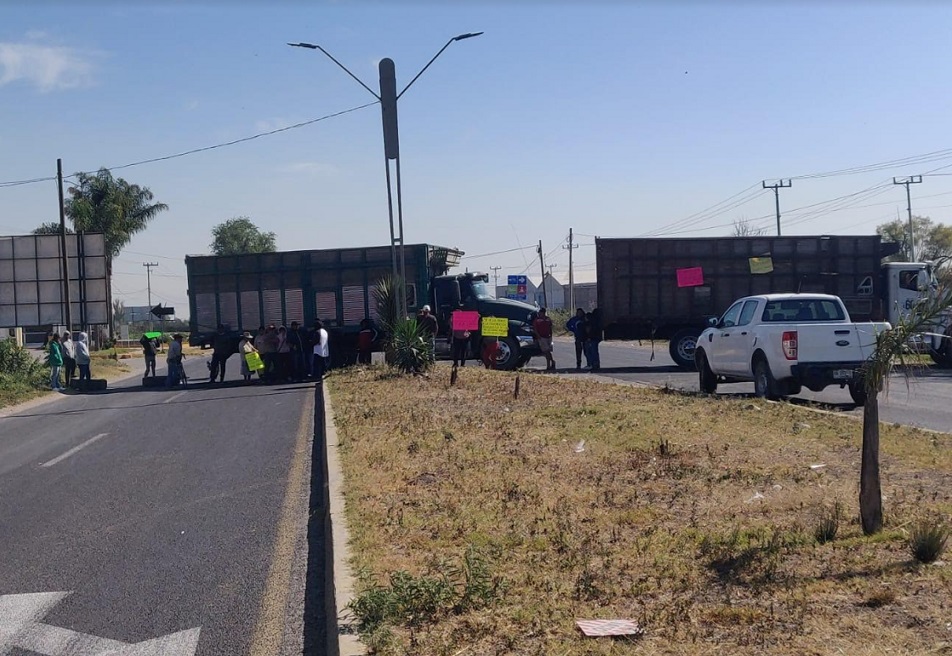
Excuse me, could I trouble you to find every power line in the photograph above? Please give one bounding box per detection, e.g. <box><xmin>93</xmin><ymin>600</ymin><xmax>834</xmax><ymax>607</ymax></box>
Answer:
<box><xmin>0</xmin><ymin>102</ymin><xmax>378</xmax><ymax>188</ymax></box>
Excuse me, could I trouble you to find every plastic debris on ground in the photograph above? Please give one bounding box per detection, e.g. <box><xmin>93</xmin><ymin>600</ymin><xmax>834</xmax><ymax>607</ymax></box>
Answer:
<box><xmin>574</xmin><ymin>440</ymin><xmax>586</xmax><ymax>453</ymax></box>
<box><xmin>576</xmin><ymin>619</ymin><xmax>644</xmax><ymax>637</ymax></box>
<box><xmin>745</xmin><ymin>491</ymin><xmax>766</xmax><ymax>503</ymax></box>
<box><xmin>810</xmin><ymin>464</ymin><xmax>827</xmax><ymax>470</ymax></box>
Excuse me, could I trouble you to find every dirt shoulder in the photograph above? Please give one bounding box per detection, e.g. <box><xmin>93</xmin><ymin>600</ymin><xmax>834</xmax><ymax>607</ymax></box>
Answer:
<box><xmin>328</xmin><ymin>367</ymin><xmax>952</xmax><ymax>655</ymax></box>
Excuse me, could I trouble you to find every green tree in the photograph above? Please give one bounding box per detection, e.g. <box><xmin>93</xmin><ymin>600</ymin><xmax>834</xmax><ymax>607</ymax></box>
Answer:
<box><xmin>32</xmin><ymin>222</ymin><xmax>74</xmax><ymax>235</ymax></box>
<box><xmin>65</xmin><ymin>168</ymin><xmax>168</xmax><ymax>258</ymax></box>
<box><xmin>209</xmin><ymin>217</ymin><xmax>277</xmax><ymax>256</ymax></box>
<box><xmin>858</xmin><ymin>289</ymin><xmax>952</xmax><ymax>534</ymax></box>
<box><xmin>877</xmin><ymin>216</ymin><xmax>952</xmax><ymax>263</ymax></box>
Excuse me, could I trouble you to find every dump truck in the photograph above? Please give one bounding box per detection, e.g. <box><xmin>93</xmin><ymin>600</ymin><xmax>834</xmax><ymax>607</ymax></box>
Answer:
<box><xmin>185</xmin><ymin>243</ymin><xmax>541</xmax><ymax>369</ymax></box>
<box><xmin>593</xmin><ymin>235</ymin><xmax>948</xmax><ymax>369</ymax></box>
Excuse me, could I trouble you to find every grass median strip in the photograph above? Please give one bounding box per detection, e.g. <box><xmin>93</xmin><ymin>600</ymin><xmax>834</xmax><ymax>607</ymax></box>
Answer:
<box><xmin>329</xmin><ymin>367</ymin><xmax>952</xmax><ymax>655</ymax></box>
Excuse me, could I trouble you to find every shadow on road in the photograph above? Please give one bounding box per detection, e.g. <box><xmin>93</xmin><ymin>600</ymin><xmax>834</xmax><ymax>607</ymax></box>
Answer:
<box><xmin>555</xmin><ymin>365</ymin><xmax>684</xmax><ymax>374</ymax></box>
<box><xmin>303</xmin><ymin>381</ymin><xmax>330</xmax><ymax>655</ymax></box>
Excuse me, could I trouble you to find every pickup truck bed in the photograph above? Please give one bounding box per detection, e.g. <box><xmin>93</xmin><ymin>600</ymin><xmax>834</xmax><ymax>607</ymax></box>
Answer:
<box><xmin>694</xmin><ymin>293</ymin><xmax>888</xmax><ymax>405</ymax></box>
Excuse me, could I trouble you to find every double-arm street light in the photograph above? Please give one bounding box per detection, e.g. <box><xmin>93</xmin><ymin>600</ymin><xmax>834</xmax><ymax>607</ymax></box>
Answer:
<box><xmin>288</xmin><ymin>32</ymin><xmax>483</xmax><ymax>318</ymax></box>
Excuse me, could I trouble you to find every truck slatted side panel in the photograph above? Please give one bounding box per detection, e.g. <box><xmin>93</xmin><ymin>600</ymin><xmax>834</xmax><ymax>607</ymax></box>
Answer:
<box><xmin>285</xmin><ymin>288</ymin><xmax>304</xmax><ymax>325</ymax></box>
<box><xmin>195</xmin><ymin>293</ymin><xmax>217</xmax><ymax>333</ymax></box>
<box><xmin>219</xmin><ymin>292</ymin><xmax>238</xmax><ymax>330</ymax></box>
<box><xmin>263</xmin><ymin>289</ymin><xmax>282</xmax><ymax>326</ymax></box>
<box><xmin>240</xmin><ymin>291</ymin><xmax>260</xmax><ymax>330</ymax></box>
<box><xmin>342</xmin><ymin>286</ymin><xmax>365</xmax><ymax>325</ymax></box>
<box><xmin>316</xmin><ymin>291</ymin><xmax>338</xmax><ymax>326</ymax></box>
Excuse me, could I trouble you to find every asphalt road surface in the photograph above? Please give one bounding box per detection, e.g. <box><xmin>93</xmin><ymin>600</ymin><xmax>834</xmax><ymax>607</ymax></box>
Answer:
<box><xmin>0</xmin><ymin>355</ymin><xmax>320</xmax><ymax>656</ymax></box>
<box><xmin>536</xmin><ymin>337</ymin><xmax>952</xmax><ymax>433</ymax></box>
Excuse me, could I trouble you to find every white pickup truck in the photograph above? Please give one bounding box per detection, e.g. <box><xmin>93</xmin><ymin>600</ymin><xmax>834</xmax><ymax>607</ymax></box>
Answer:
<box><xmin>694</xmin><ymin>294</ymin><xmax>888</xmax><ymax>405</ymax></box>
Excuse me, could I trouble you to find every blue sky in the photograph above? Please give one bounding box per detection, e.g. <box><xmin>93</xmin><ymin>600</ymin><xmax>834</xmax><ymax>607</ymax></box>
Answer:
<box><xmin>3</xmin><ymin>1</ymin><xmax>952</xmax><ymax>314</ymax></box>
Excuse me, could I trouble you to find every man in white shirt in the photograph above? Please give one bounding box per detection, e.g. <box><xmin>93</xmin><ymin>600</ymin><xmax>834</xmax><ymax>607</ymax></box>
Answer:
<box><xmin>165</xmin><ymin>334</ymin><xmax>185</xmax><ymax>388</ymax></box>
<box><xmin>312</xmin><ymin>320</ymin><xmax>329</xmax><ymax>379</ymax></box>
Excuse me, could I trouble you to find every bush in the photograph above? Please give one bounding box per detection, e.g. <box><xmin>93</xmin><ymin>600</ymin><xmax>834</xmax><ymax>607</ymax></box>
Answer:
<box><xmin>387</xmin><ymin>318</ymin><xmax>433</xmax><ymax>374</ymax></box>
<box><xmin>0</xmin><ymin>340</ymin><xmax>46</xmax><ymax>381</ymax></box>
<box><xmin>909</xmin><ymin>520</ymin><xmax>949</xmax><ymax>563</ymax></box>
<box><xmin>814</xmin><ymin>501</ymin><xmax>842</xmax><ymax>544</ymax></box>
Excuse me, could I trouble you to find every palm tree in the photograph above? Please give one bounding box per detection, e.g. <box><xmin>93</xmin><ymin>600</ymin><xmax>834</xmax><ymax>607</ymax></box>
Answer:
<box><xmin>65</xmin><ymin>168</ymin><xmax>168</xmax><ymax>337</ymax></box>
<box><xmin>859</xmin><ymin>288</ymin><xmax>952</xmax><ymax>534</ymax></box>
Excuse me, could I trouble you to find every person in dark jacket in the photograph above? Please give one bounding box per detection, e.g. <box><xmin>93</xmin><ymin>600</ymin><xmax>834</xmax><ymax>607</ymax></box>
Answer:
<box><xmin>357</xmin><ymin>319</ymin><xmax>377</xmax><ymax>365</ymax></box>
<box><xmin>140</xmin><ymin>334</ymin><xmax>158</xmax><ymax>377</ymax></box>
<box><xmin>417</xmin><ymin>305</ymin><xmax>438</xmax><ymax>360</ymax></box>
<box><xmin>585</xmin><ymin>308</ymin><xmax>602</xmax><ymax>372</ymax></box>
<box><xmin>288</xmin><ymin>321</ymin><xmax>307</xmax><ymax>381</ymax></box>
<box><xmin>566</xmin><ymin>308</ymin><xmax>588</xmax><ymax>370</ymax></box>
<box><xmin>209</xmin><ymin>324</ymin><xmax>232</xmax><ymax>383</ymax></box>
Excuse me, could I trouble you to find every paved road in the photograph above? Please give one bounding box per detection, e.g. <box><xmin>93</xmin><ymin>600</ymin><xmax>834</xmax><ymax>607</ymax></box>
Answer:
<box><xmin>0</xmin><ymin>355</ymin><xmax>320</xmax><ymax>655</ymax></box>
<box><xmin>536</xmin><ymin>337</ymin><xmax>952</xmax><ymax>433</ymax></box>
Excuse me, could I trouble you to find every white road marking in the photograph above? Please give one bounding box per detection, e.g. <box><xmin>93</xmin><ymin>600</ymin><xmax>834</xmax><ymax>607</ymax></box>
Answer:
<box><xmin>0</xmin><ymin>591</ymin><xmax>200</xmax><ymax>655</ymax></box>
<box><xmin>164</xmin><ymin>391</ymin><xmax>188</xmax><ymax>404</ymax></box>
<box><xmin>41</xmin><ymin>434</ymin><xmax>109</xmax><ymax>468</ymax></box>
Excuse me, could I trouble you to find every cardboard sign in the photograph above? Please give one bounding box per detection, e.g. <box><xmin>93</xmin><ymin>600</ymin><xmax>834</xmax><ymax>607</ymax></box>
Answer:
<box><xmin>245</xmin><ymin>352</ymin><xmax>265</xmax><ymax>371</ymax></box>
<box><xmin>749</xmin><ymin>257</ymin><xmax>774</xmax><ymax>274</ymax></box>
<box><xmin>451</xmin><ymin>310</ymin><xmax>480</xmax><ymax>332</ymax></box>
<box><xmin>676</xmin><ymin>267</ymin><xmax>704</xmax><ymax>288</ymax></box>
<box><xmin>481</xmin><ymin>316</ymin><xmax>509</xmax><ymax>337</ymax></box>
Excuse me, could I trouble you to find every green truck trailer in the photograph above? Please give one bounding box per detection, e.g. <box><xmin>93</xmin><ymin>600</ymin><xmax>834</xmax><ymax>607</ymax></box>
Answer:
<box><xmin>185</xmin><ymin>243</ymin><xmax>542</xmax><ymax>369</ymax></box>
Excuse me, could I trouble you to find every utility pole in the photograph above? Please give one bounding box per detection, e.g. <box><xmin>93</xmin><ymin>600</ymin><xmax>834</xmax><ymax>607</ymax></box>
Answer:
<box><xmin>563</xmin><ymin>228</ymin><xmax>578</xmax><ymax>311</ymax></box>
<box><xmin>143</xmin><ymin>262</ymin><xmax>158</xmax><ymax>332</ymax></box>
<box><xmin>893</xmin><ymin>176</ymin><xmax>923</xmax><ymax>261</ymax></box>
<box><xmin>490</xmin><ymin>265</ymin><xmax>502</xmax><ymax>291</ymax></box>
<box><xmin>762</xmin><ymin>179</ymin><xmax>792</xmax><ymax>236</ymax></box>
<box><xmin>537</xmin><ymin>240</ymin><xmax>548</xmax><ymax>309</ymax></box>
<box><xmin>56</xmin><ymin>159</ymin><xmax>72</xmax><ymax>332</ymax></box>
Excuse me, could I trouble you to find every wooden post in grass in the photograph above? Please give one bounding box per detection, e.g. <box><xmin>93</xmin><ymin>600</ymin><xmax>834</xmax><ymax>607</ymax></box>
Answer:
<box><xmin>514</xmin><ymin>374</ymin><xmax>520</xmax><ymax>399</ymax></box>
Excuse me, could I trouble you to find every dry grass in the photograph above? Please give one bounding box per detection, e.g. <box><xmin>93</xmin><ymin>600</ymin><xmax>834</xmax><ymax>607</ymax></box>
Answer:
<box><xmin>329</xmin><ymin>367</ymin><xmax>952</xmax><ymax>655</ymax></box>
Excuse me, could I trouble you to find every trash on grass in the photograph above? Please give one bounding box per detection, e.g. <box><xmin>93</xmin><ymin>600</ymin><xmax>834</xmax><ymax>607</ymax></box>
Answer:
<box><xmin>745</xmin><ymin>491</ymin><xmax>766</xmax><ymax>503</ymax></box>
<box><xmin>574</xmin><ymin>440</ymin><xmax>586</xmax><ymax>453</ymax></box>
<box><xmin>810</xmin><ymin>464</ymin><xmax>827</xmax><ymax>470</ymax></box>
<box><xmin>576</xmin><ymin>619</ymin><xmax>644</xmax><ymax>637</ymax></box>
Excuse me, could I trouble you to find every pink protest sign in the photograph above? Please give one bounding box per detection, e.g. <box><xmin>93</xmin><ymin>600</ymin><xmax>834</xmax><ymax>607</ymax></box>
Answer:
<box><xmin>451</xmin><ymin>310</ymin><xmax>480</xmax><ymax>331</ymax></box>
<box><xmin>676</xmin><ymin>267</ymin><xmax>704</xmax><ymax>288</ymax></box>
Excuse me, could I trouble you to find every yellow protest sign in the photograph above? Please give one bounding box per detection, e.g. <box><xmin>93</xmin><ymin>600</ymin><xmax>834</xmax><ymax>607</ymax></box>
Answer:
<box><xmin>749</xmin><ymin>256</ymin><xmax>774</xmax><ymax>274</ymax></box>
<box><xmin>481</xmin><ymin>316</ymin><xmax>509</xmax><ymax>337</ymax></box>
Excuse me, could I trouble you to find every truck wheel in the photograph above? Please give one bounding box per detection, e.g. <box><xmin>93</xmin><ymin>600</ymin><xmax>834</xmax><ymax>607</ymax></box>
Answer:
<box><xmin>848</xmin><ymin>378</ymin><xmax>868</xmax><ymax>406</ymax></box>
<box><xmin>495</xmin><ymin>337</ymin><xmax>520</xmax><ymax>371</ymax></box>
<box><xmin>753</xmin><ymin>358</ymin><xmax>779</xmax><ymax>400</ymax></box>
<box><xmin>669</xmin><ymin>329</ymin><xmax>700</xmax><ymax>370</ymax></box>
<box><xmin>930</xmin><ymin>330</ymin><xmax>952</xmax><ymax>368</ymax></box>
<box><xmin>696</xmin><ymin>351</ymin><xmax>717</xmax><ymax>394</ymax></box>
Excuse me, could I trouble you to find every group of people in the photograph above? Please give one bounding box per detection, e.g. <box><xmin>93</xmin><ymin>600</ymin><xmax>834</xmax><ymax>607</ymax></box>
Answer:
<box><xmin>224</xmin><ymin>321</ymin><xmax>331</xmax><ymax>384</ymax></box>
<box><xmin>45</xmin><ymin>331</ymin><xmax>92</xmax><ymax>391</ymax></box>
<box><xmin>566</xmin><ymin>307</ymin><xmax>602</xmax><ymax>371</ymax></box>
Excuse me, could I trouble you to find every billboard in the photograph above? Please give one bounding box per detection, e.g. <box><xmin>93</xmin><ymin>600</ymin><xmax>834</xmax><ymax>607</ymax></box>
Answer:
<box><xmin>0</xmin><ymin>233</ymin><xmax>109</xmax><ymax>327</ymax></box>
<box><xmin>506</xmin><ymin>275</ymin><xmax>528</xmax><ymax>302</ymax></box>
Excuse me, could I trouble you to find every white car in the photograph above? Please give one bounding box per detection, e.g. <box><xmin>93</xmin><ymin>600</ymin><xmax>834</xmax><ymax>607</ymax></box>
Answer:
<box><xmin>694</xmin><ymin>293</ymin><xmax>889</xmax><ymax>405</ymax></box>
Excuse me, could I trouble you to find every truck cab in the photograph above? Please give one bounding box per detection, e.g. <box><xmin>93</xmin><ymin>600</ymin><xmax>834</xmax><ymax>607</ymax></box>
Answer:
<box><xmin>431</xmin><ymin>272</ymin><xmax>540</xmax><ymax>369</ymax></box>
<box><xmin>881</xmin><ymin>262</ymin><xmax>952</xmax><ymax>365</ymax></box>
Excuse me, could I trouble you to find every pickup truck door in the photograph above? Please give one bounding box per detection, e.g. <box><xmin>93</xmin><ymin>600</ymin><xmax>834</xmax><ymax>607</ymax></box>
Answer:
<box><xmin>728</xmin><ymin>300</ymin><xmax>762</xmax><ymax>375</ymax></box>
<box><xmin>708</xmin><ymin>301</ymin><xmax>744</xmax><ymax>373</ymax></box>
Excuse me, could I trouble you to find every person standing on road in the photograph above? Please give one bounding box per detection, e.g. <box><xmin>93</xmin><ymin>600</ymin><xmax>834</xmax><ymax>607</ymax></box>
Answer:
<box><xmin>48</xmin><ymin>333</ymin><xmax>64</xmax><ymax>390</ymax></box>
<box><xmin>140</xmin><ymin>334</ymin><xmax>158</xmax><ymax>378</ymax></box>
<box><xmin>289</xmin><ymin>321</ymin><xmax>307</xmax><ymax>381</ymax></box>
<box><xmin>585</xmin><ymin>308</ymin><xmax>602</xmax><ymax>372</ymax></box>
<box><xmin>61</xmin><ymin>330</ymin><xmax>76</xmax><ymax>387</ymax></box>
<box><xmin>566</xmin><ymin>308</ymin><xmax>588</xmax><ymax>370</ymax></box>
<box><xmin>75</xmin><ymin>332</ymin><xmax>91</xmax><ymax>392</ymax></box>
<box><xmin>165</xmin><ymin>333</ymin><xmax>184</xmax><ymax>388</ymax></box>
<box><xmin>533</xmin><ymin>307</ymin><xmax>556</xmax><ymax>371</ymax></box>
<box><xmin>209</xmin><ymin>324</ymin><xmax>232</xmax><ymax>384</ymax></box>
<box><xmin>257</xmin><ymin>324</ymin><xmax>279</xmax><ymax>382</ymax></box>
<box><xmin>357</xmin><ymin>319</ymin><xmax>377</xmax><ymax>365</ymax></box>
<box><xmin>450</xmin><ymin>311</ymin><xmax>470</xmax><ymax>368</ymax></box>
<box><xmin>276</xmin><ymin>326</ymin><xmax>292</xmax><ymax>382</ymax></box>
<box><xmin>312</xmin><ymin>320</ymin><xmax>330</xmax><ymax>379</ymax></box>
<box><xmin>417</xmin><ymin>305</ymin><xmax>438</xmax><ymax>361</ymax></box>
<box><xmin>238</xmin><ymin>331</ymin><xmax>258</xmax><ymax>383</ymax></box>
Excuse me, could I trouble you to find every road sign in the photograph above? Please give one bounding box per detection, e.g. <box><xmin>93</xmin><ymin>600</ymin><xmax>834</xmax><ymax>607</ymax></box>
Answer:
<box><xmin>151</xmin><ymin>304</ymin><xmax>175</xmax><ymax>317</ymax></box>
<box><xmin>506</xmin><ymin>275</ymin><xmax>528</xmax><ymax>301</ymax></box>
<box><xmin>0</xmin><ymin>591</ymin><xmax>200</xmax><ymax>655</ymax></box>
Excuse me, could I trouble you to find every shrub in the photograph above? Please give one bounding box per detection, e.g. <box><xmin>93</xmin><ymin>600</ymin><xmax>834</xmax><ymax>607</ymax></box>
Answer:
<box><xmin>909</xmin><ymin>520</ymin><xmax>949</xmax><ymax>563</ymax></box>
<box><xmin>387</xmin><ymin>318</ymin><xmax>433</xmax><ymax>374</ymax></box>
<box><xmin>0</xmin><ymin>340</ymin><xmax>46</xmax><ymax>383</ymax></box>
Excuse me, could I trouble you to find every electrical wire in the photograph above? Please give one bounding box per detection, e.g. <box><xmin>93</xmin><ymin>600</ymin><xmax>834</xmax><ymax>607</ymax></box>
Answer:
<box><xmin>461</xmin><ymin>245</ymin><xmax>536</xmax><ymax>260</ymax></box>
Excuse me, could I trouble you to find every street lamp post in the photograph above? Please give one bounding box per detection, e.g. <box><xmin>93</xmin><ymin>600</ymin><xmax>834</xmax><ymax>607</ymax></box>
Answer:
<box><xmin>289</xmin><ymin>33</ymin><xmax>483</xmax><ymax>318</ymax></box>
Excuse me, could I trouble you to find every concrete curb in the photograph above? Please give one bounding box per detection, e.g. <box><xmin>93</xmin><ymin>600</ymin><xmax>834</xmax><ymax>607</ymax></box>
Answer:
<box><xmin>322</xmin><ymin>383</ymin><xmax>365</xmax><ymax>656</ymax></box>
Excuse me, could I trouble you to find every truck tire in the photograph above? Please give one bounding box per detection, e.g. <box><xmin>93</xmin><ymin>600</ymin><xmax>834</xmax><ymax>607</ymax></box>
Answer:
<box><xmin>495</xmin><ymin>337</ymin><xmax>520</xmax><ymax>371</ymax></box>
<box><xmin>669</xmin><ymin>329</ymin><xmax>700</xmax><ymax>370</ymax></box>
<box><xmin>696</xmin><ymin>350</ymin><xmax>717</xmax><ymax>394</ymax></box>
<box><xmin>930</xmin><ymin>330</ymin><xmax>952</xmax><ymax>368</ymax></box>
<box><xmin>753</xmin><ymin>357</ymin><xmax>779</xmax><ymax>400</ymax></box>
<box><xmin>848</xmin><ymin>379</ymin><xmax>868</xmax><ymax>406</ymax></box>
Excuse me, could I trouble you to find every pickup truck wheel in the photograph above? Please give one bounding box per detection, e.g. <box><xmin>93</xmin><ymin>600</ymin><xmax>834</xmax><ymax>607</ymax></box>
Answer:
<box><xmin>696</xmin><ymin>351</ymin><xmax>717</xmax><ymax>394</ymax></box>
<box><xmin>753</xmin><ymin>358</ymin><xmax>779</xmax><ymax>400</ymax></box>
<box><xmin>848</xmin><ymin>379</ymin><xmax>868</xmax><ymax>406</ymax></box>
<box><xmin>495</xmin><ymin>337</ymin><xmax>520</xmax><ymax>371</ymax></box>
<box><xmin>669</xmin><ymin>330</ymin><xmax>700</xmax><ymax>370</ymax></box>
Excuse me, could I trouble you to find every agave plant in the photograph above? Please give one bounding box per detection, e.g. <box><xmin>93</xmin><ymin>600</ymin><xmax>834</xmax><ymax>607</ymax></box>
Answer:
<box><xmin>373</xmin><ymin>274</ymin><xmax>403</xmax><ymax>333</ymax></box>
<box><xmin>388</xmin><ymin>318</ymin><xmax>433</xmax><ymax>374</ymax></box>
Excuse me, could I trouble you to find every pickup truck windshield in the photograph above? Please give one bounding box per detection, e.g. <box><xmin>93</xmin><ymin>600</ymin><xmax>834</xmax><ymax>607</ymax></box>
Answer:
<box><xmin>761</xmin><ymin>299</ymin><xmax>845</xmax><ymax>322</ymax></box>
